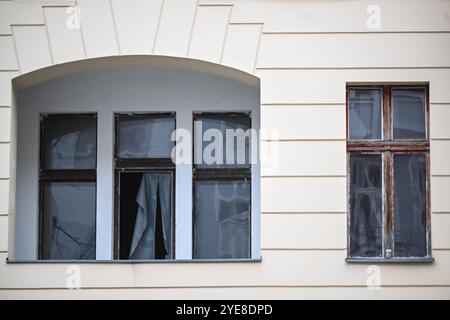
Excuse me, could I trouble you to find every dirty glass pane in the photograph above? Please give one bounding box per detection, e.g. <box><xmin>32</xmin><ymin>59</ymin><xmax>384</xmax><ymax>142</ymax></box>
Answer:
<box><xmin>194</xmin><ymin>180</ymin><xmax>250</xmax><ymax>259</ymax></box>
<box><xmin>117</xmin><ymin>115</ymin><xmax>175</xmax><ymax>158</ymax></box>
<box><xmin>43</xmin><ymin>115</ymin><xmax>97</xmax><ymax>169</ymax></box>
<box><xmin>194</xmin><ymin>113</ymin><xmax>251</xmax><ymax>168</ymax></box>
<box><xmin>348</xmin><ymin>89</ymin><xmax>382</xmax><ymax>140</ymax></box>
<box><xmin>41</xmin><ymin>182</ymin><xmax>96</xmax><ymax>260</ymax></box>
<box><xmin>392</xmin><ymin>88</ymin><xmax>426</xmax><ymax>139</ymax></box>
<box><xmin>393</xmin><ymin>154</ymin><xmax>427</xmax><ymax>257</ymax></box>
<box><xmin>349</xmin><ymin>154</ymin><xmax>383</xmax><ymax>257</ymax></box>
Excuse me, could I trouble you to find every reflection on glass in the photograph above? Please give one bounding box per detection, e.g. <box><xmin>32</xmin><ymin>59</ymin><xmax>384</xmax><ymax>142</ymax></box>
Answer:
<box><xmin>41</xmin><ymin>182</ymin><xmax>96</xmax><ymax>260</ymax></box>
<box><xmin>392</xmin><ymin>88</ymin><xmax>426</xmax><ymax>139</ymax></box>
<box><xmin>117</xmin><ymin>115</ymin><xmax>175</xmax><ymax>158</ymax></box>
<box><xmin>348</xmin><ymin>89</ymin><xmax>382</xmax><ymax>140</ymax></box>
<box><xmin>195</xmin><ymin>180</ymin><xmax>250</xmax><ymax>259</ymax></box>
<box><xmin>349</xmin><ymin>154</ymin><xmax>383</xmax><ymax>257</ymax></box>
<box><xmin>194</xmin><ymin>113</ymin><xmax>251</xmax><ymax>168</ymax></box>
<box><xmin>394</xmin><ymin>154</ymin><xmax>427</xmax><ymax>257</ymax></box>
<box><xmin>43</xmin><ymin>115</ymin><xmax>97</xmax><ymax>169</ymax></box>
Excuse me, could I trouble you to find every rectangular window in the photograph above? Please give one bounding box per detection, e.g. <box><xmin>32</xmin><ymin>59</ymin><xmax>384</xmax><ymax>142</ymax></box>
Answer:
<box><xmin>39</xmin><ymin>114</ymin><xmax>97</xmax><ymax>260</ymax></box>
<box><xmin>114</xmin><ymin>113</ymin><xmax>175</xmax><ymax>260</ymax></box>
<box><xmin>193</xmin><ymin>113</ymin><xmax>252</xmax><ymax>259</ymax></box>
<box><xmin>347</xmin><ymin>85</ymin><xmax>431</xmax><ymax>262</ymax></box>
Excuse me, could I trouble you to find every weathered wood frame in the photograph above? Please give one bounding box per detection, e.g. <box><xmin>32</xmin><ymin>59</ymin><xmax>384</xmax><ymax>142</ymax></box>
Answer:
<box><xmin>346</xmin><ymin>85</ymin><xmax>432</xmax><ymax>263</ymax></box>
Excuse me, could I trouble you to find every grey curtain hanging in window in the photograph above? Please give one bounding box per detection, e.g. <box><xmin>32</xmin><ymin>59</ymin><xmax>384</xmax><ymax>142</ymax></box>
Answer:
<box><xmin>129</xmin><ymin>173</ymin><xmax>172</xmax><ymax>259</ymax></box>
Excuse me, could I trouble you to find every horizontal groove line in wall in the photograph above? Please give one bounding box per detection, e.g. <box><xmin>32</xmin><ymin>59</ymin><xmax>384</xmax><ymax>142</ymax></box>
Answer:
<box><xmin>261</xmin><ymin>211</ymin><xmax>346</xmax><ymax>215</ymax></box>
<box><xmin>260</xmin><ymin>139</ymin><xmax>346</xmax><ymax>142</ymax></box>
<box><xmin>10</xmin><ymin>24</ymin><xmax>46</xmax><ymax>27</ymax></box>
<box><xmin>261</xmin><ymin>175</ymin><xmax>346</xmax><ymax>178</ymax></box>
<box><xmin>432</xmin><ymin>212</ymin><xmax>450</xmax><ymax>214</ymax></box>
<box><xmin>42</xmin><ymin>5</ymin><xmax>76</xmax><ymax>8</ymax></box>
<box><xmin>256</xmin><ymin>66</ymin><xmax>450</xmax><ymax>70</ymax></box>
<box><xmin>262</xmin><ymin>31</ymin><xmax>450</xmax><ymax>35</ymax></box>
<box><xmin>431</xmin><ymin>175</ymin><xmax>450</xmax><ymax>178</ymax></box>
<box><xmin>261</xmin><ymin>248</ymin><xmax>346</xmax><ymax>251</ymax></box>
<box><xmin>229</xmin><ymin>22</ymin><xmax>264</xmax><ymax>25</ymax></box>
<box><xmin>261</xmin><ymin>176</ymin><xmax>346</xmax><ymax>180</ymax></box>
<box><xmin>261</xmin><ymin>103</ymin><xmax>345</xmax><ymax>106</ymax></box>
<box><xmin>263</xmin><ymin>102</ymin><xmax>446</xmax><ymax>105</ymax></box>
<box><xmin>431</xmin><ymin>138</ymin><xmax>450</xmax><ymax>141</ymax></box>
<box><xmin>198</xmin><ymin>4</ymin><xmax>234</xmax><ymax>7</ymax></box>
<box><xmin>431</xmin><ymin>102</ymin><xmax>450</xmax><ymax>105</ymax></box>
<box><xmin>1</xmin><ymin>284</ymin><xmax>450</xmax><ymax>291</ymax></box>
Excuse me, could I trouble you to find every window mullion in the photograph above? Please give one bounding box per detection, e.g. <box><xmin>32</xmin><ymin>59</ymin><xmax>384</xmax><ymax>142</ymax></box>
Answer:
<box><xmin>383</xmin><ymin>86</ymin><xmax>393</xmax><ymax>259</ymax></box>
<box><xmin>384</xmin><ymin>150</ymin><xmax>394</xmax><ymax>259</ymax></box>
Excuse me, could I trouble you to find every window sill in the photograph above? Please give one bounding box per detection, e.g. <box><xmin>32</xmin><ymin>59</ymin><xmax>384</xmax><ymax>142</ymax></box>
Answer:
<box><xmin>346</xmin><ymin>257</ymin><xmax>434</xmax><ymax>264</ymax></box>
<box><xmin>6</xmin><ymin>257</ymin><xmax>262</xmax><ymax>264</ymax></box>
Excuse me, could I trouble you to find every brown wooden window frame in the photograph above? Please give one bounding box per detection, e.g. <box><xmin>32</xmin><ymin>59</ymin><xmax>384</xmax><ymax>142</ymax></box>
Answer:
<box><xmin>113</xmin><ymin>112</ymin><xmax>176</xmax><ymax>260</ymax></box>
<box><xmin>346</xmin><ymin>84</ymin><xmax>433</xmax><ymax>263</ymax></box>
<box><xmin>38</xmin><ymin>113</ymin><xmax>98</xmax><ymax>260</ymax></box>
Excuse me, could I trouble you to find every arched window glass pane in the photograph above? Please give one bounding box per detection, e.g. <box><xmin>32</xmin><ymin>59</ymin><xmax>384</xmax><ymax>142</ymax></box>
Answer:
<box><xmin>194</xmin><ymin>180</ymin><xmax>250</xmax><ymax>259</ymax></box>
<box><xmin>41</xmin><ymin>182</ymin><xmax>96</xmax><ymax>260</ymax></box>
<box><xmin>43</xmin><ymin>114</ymin><xmax>97</xmax><ymax>169</ymax></box>
<box><xmin>116</xmin><ymin>114</ymin><xmax>175</xmax><ymax>159</ymax></box>
<box><xmin>194</xmin><ymin>113</ymin><xmax>251</xmax><ymax>168</ymax></box>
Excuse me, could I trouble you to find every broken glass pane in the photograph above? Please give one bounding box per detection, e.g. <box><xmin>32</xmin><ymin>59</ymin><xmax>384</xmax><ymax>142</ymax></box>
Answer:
<box><xmin>117</xmin><ymin>115</ymin><xmax>175</xmax><ymax>158</ymax></box>
<box><xmin>349</xmin><ymin>154</ymin><xmax>383</xmax><ymax>257</ymax></box>
<box><xmin>348</xmin><ymin>89</ymin><xmax>382</xmax><ymax>140</ymax></box>
<box><xmin>394</xmin><ymin>154</ymin><xmax>427</xmax><ymax>257</ymax></box>
<box><xmin>42</xmin><ymin>182</ymin><xmax>96</xmax><ymax>260</ymax></box>
<box><xmin>194</xmin><ymin>180</ymin><xmax>250</xmax><ymax>259</ymax></box>
<box><xmin>43</xmin><ymin>114</ymin><xmax>97</xmax><ymax>169</ymax></box>
<box><xmin>392</xmin><ymin>88</ymin><xmax>426</xmax><ymax>139</ymax></box>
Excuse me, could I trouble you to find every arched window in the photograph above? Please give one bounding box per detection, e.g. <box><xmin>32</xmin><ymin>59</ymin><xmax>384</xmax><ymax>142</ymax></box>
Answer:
<box><xmin>12</xmin><ymin>56</ymin><xmax>260</xmax><ymax>261</ymax></box>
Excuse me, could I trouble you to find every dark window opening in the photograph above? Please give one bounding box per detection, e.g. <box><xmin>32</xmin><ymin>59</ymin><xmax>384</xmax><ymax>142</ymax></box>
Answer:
<box><xmin>117</xmin><ymin>171</ymin><xmax>171</xmax><ymax>260</ymax></box>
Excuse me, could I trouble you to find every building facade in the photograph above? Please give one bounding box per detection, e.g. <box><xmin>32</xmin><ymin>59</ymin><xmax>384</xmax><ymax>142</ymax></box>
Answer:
<box><xmin>0</xmin><ymin>0</ymin><xmax>450</xmax><ymax>299</ymax></box>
